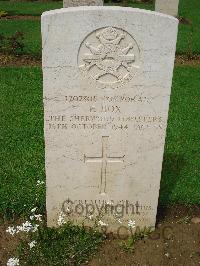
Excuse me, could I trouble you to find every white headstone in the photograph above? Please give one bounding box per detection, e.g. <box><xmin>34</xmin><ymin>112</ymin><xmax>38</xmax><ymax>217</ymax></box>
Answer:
<box><xmin>42</xmin><ymin>7</ymin><xmax>178</xmax><ymax>235</ymax></box>
<box><xmin>63</xmin><ymin>0</ymin><xmax>103</xmax><ymax>8</ymax></box>
<box><xmin>155</xmin><ymin>0</ymin><xmax>179</xmax><ymax>17</ymax></box>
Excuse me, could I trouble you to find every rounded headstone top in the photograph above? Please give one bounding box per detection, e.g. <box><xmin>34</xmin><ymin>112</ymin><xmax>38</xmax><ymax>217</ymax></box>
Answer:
<box><xmin>42</xmin><ymin>6</ymin><xmax>179</xmax><ymax>23</ymax></box>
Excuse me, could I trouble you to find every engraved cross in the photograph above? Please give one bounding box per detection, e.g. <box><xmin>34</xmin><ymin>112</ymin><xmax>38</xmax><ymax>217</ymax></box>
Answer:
<box><xmin>84</xmin><ymin>136</ymin><xmax>125</xmax><ymax>194</ymax></box>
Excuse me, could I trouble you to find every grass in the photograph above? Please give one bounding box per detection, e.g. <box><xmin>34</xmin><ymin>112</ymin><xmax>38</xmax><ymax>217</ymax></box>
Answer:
<box><xmin>0</xmin><ymin>66</ymin><xmax>199</xmax><ymax>221</ymax></box>
<box><xmin>177</xmin><ymin>0</ymin><xmax>200</xmax><ymax>54</ymax></box>
<box><xmin>17</xmin><ymin>222</ymin><xmax>104</xmax><ymax>265</ymax></box>
<box><xmin>0</xmin><ymin>0</ymin><xmax>200</xmax><ymax>55</ymax></box>
<box><xmin>0</xmin><ymin>1</ymin><xmax>153</xmax><ymax>57</ymax></box>
<box><xmin>0</xmin><ymin>20</ymin><xmax>41</xmax><ymax>56</ymax></box>
<box><xmin>160</xmin><ymin>66</ymin><xmax>200</xmax><ymax>205</ymax></box>
<box><xmin>0</xmin><ymin>67</ymin><xmax>45</xmax><ymax>218</ymax></box>
<box><xmin>0</xmin><ymin>1</ymin><xmax>62</xmax><ymax>16</ymax></box>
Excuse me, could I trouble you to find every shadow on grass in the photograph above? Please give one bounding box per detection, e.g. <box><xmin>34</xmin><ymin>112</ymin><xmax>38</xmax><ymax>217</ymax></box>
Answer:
<box><xmin>159</xmin><ymin>153</ymin><xmax>187</xmax><ymax>205</ymax></box>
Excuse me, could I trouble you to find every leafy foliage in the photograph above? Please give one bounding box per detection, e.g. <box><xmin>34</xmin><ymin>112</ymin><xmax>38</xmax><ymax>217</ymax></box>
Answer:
<box><xmin>0</xmin><ymin>10</ymin><xmax>7</xmax><ymax>17</ymax></box>
<box><xmin>119</xmin><ymin>226</ymin><xmax>152</xmax><ymax>251</ymax></box>
<box><xmin>18</xmin><ymin>222</ymin><xmax>104</xmax><ymax>265</ymax></box>
<box><xmin>0</xmin><ymin>31</ymin><xmax>24</xmax><ymax>55</ymax></box>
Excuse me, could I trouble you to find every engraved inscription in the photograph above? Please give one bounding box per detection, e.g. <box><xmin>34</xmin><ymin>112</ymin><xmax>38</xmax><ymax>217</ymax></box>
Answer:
<box><xmin>84</xmin><ymin>136</ymin><xmax>125</xmax><ymax>194</ymax></box>
<box><xmin>46</xmin><ymin>113</ymin><xmax>164</xmax><ymax>131</ymax></box>
<box><xmin>65</xmin><ymin>95</ymin><xmax>149</xmax><ymax>103</ymax></box>
<box><xmin>46</xmin><ymin>93</ymin><xmax>164</xmax><ymax>132</ymax></box>
<box><xmin>78</xmin><ymin>27</ymin><xmax>140</xmax><ymax>88</ymax></box>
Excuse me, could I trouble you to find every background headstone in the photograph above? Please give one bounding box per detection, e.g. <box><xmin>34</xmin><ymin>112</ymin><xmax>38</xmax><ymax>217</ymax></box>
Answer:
<box><xmin>63</xmin><ymin>0</ymin><xmax>103</xmax><ymax>8</ymax></box>
<box><xmin>155</xmin><ymin>0</ymin><xmax>179</xmax><ymax>17</ymax></box>
<box><xmin>42</xmin><ymin>7</ymin><xmax>178</xmax><ymax>234</ymax></box>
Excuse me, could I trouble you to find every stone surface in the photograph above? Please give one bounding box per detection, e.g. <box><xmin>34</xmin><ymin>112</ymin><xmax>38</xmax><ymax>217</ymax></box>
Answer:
<box><xmin>155</xmin><ymin>0</ymin><xmax>179</xmax><ymax>17</ymax></box>
<box><xmin>191</xmin><ymin>217</ymin><xmax>200</xmax><ymax>224</ymax></box>
<box><xmin>63</xmin><ymin>0</ymin><xmax>103</xmax><ymax>8</ymax></box>
<box><xmin>42</xmin><ymin>7</ymin><xmax>178</xmax><ymax>234</ymax></box>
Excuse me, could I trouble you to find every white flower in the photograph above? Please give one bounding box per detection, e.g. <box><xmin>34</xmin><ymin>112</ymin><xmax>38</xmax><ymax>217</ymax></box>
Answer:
<box><xmin>17</xmin><ymin>221</ymin><xmax>39</xmax><ymax>233</ymax></box>
<box><xmin>16</xmin><ymin>226</ymin><xmax>23</xmax><ymax>233</ymax></box>
<box><xmin>30</xmin><ymin>214</ymin><xmax>42</xmax><ymax>222</ymax></box>
<box><xmin>7</xmin><ymin>257</ymin><xmax>19</xmax><ymax>266</ymax></box>
<box><xmin>57</xmin><ymin>212</ymin><xmax>66</xmax><ymax>226</ymax></box>
<box><xmin>28</xmin><ymin>240</ymin><xmax>37</xmax><ymax>249</ymax></box>
<box><xmin>118</xmin><ymin>219</ymin><xmax>122</xmax><ymax>224</ymax></box>
<box><xmin>36</xmin><ymin>180</ymin><xmax>45</xmax><ymax>186</ymax></box>
<box><xmin>88</xmin><ymin>215</ymin><xmax>93</xmax><ymax>220</ymax></box>
<box><xmin>32</xmin><ymin>224</ymin><xmax>39</xmax><ymax>232</ymax></box>
<box><xmin>6</xmin><ymin>220</ymin><xmax>40</xmax><ymax>235</ymax></box>
<box><xmin>128</xmin><ymin>219</ymin><xmax>136</xmax><ymax>228</ymax></box>
<box><xmin>31</xmin><ymin>207</ymin><xmax>37</xmax><ymax>213</ymax></box>
<box><xmin>98</xmin><ymin>220</ymin><xmax>108</xmax><ymax>226</ymax></box>
<box><xmin>34</xmin><ymin>214</ymin><xmax>42</xmax><ymax>222</ymax></box>
<box><xmin>21</xmin><ymin>221</ymin><xmax>33</xmax><ymax>232</ymax></box>
<box><xmin>6</xmin><ymin>226</ymin><xmax>16</xmax><ymax>236</ymax></box>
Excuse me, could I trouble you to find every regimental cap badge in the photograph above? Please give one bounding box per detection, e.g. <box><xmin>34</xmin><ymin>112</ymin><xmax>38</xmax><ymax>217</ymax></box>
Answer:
<box><xmin>78</xmin><ymin>27</ymin><xmax>140</xmax><ymax>89</ymax></box>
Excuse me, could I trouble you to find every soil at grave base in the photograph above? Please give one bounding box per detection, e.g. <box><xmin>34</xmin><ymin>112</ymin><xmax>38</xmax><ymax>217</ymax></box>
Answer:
<box><xmin>0</xmin><ymin>54</ymin><xmax>41</xmax><ymax>67</ymax></box>
<box><xmin>0</xmin><ymin>54</ymin><xmax>200</xmax><ymax>67</ymax></box>
<box><xmin>0</xmin><ymin>219</ymin><xmax>26</xmax><ymax>266</ymax></box>
<box><xmin>82</xmin><ymin>205</ymin><xmax>200</xmax><ymax>266</ymax></box>
<box><xmin>0</xmin><ymin>206</ymin><xmax>200</xmax><ymax>266</ymax></box>
<box><xmin>175</xmin><ymin>54</ymin><xmax>200</xmax><ymax>67</ymax></box>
